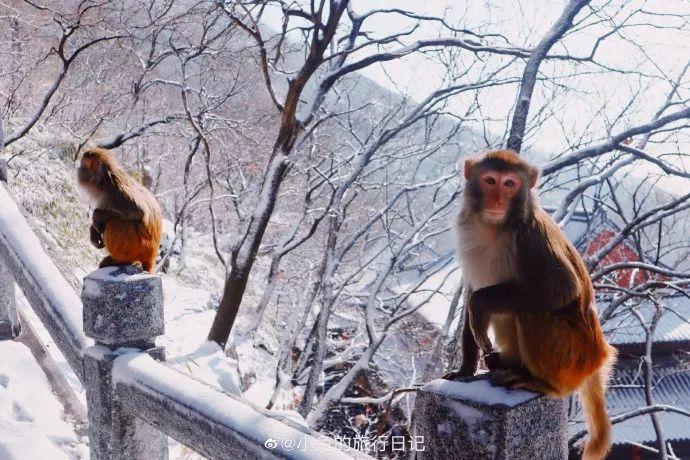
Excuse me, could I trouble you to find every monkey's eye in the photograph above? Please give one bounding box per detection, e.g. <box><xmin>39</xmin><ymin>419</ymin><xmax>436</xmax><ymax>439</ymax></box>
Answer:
<box><xmin>504</xmin><ymin>179</ymin><xmax>515</xmax><ymax>188</ymax></box>
<box><xmin>484</xmin><ymin>177</ymin><xmax>496</xmax><ymax>185</ymax></box>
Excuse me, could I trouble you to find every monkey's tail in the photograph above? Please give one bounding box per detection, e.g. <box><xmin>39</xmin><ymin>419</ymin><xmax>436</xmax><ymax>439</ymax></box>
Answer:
<box><xmin>579</xmin><ymin>349</ymin><xmax>616</xmax><ymax>460</ymax></box>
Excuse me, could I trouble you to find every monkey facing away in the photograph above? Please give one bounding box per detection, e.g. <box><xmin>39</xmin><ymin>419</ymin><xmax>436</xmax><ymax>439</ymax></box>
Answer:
<box><xmin>78</xmin><ymin>147</ymin><xmax>162</xmax><ymax>273</ymax></box>
<box><xmin>444</xmin><ymin>149</ymin><xmax>617</xmax><ymax>460</ymax></box>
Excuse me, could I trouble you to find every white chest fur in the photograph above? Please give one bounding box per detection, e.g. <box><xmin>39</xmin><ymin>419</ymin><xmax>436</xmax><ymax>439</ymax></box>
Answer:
<box><xmin>456</xmin><ymin>217</ymin><xmax>517</xmax><ymax>290</ymax></box>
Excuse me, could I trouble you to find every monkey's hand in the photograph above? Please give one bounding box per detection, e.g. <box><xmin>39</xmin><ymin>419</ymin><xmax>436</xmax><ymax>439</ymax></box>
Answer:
<box><xmin>90</xmin><ymin>225</ymin><xmax>104</xmax><ymax>249</ymax></box>
<box><xmin>92</xmin><ymin>208</ymin><xmax>111</xmax><ymax>233</ymax></box>
<box><xmin>483</xmin><ymin>351</ymin><xmax>504</xmax><ymax>371</ymax></box>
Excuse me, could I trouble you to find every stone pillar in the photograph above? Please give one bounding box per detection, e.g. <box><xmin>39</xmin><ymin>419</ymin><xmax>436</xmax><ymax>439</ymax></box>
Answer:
<box><xmin>82</xmin><ymin>265</ymin><xmax>168</xmax><ymax>460</ymax></box>
<box><xmin>0</xmin><ymin>159</ymin><xmax>20</xmax><ymax>339</ymax></box>
<box><xmin>413</xmin><ymin>375</ymin><xmax>568</xmax><ymax>460</ymax></box>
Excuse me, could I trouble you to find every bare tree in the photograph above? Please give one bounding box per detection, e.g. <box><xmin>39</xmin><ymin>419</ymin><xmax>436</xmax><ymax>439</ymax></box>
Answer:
<box><xmin>2</xmin><ymin>0</ymin><xmax>124</xmax><ymax>147</ymax></box>
<box><xmin>2</xmin><ymin>1</ymin><xmax>689</xmax><ymax>451</ymax></box>
<box><xmin>205</xmin><ymin>0</ymin><xmax>599</xmax><ymax>347</ymax></box>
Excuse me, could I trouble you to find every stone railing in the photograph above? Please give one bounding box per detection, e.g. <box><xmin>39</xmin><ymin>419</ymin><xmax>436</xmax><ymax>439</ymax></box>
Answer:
<box><xmin>0</xmin><ymin>158</ymin><xmax>569</xmax><ymax>460</ymax></box>
<box><xmin>0</xmin><ymin>165</ymin><xmax>369</xmax><ymax>460</ymax></box>
<box><xmin>413</xmin><ymin>377</ymin><xmax>568</xmax><ymax>459</ymax></box>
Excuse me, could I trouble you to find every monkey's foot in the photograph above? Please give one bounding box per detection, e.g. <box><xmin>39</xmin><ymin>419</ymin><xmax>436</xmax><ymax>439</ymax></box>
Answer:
<box><xmin>130</xmin><ymin>261</ymin><xmax>144</xmax><ymax>271</ymax></box>
<box><xmin>98</xmin><ymin>256</ymin><xmax>116</xmax><ymax>268</ymax></box>
<box><xmin>488</xmin><ymin>369</ymin><xmax>522</xmax><ymax>388</ymax></box>
<box><xmin>98</xmin><ymin>257</ymin><xmax>144</xmax><ymax>272</ymax></box>
<box><xmin>489</xmin><ymin>369</ymin><xmax>554</xmax><ymax>394</ymax></box>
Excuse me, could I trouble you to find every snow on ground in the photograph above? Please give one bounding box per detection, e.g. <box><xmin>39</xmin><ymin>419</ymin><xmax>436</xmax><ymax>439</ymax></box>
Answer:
<box><xmin>167</xmin><ymin>340</ymin><xmax>242</xmax><ymax>396</ymax></box>
<box><xmin>0</xmin><ymin>341</ymin><xmax>87</xmax><ymax>460</ymax></box>
<box><xmin>159</xmin><ymin>274</ymin><xmax>269</xmax><ymax>400</ymax></box>
<box><xmin>160</xmin><ymin>244</ymin><xmax>282</xmax><ymax>407</ymax></box>
<box><xmin>3</xmin><ymin>267</ymin><xmax>280</xmax><ymax>459</ymax></box>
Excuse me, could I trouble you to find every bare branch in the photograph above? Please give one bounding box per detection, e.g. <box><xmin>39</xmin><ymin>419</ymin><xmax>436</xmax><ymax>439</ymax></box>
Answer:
<box><xmin>506</xmin><ymin>0</ymin><xmax>591</xmax><ymax>152</ymax></box>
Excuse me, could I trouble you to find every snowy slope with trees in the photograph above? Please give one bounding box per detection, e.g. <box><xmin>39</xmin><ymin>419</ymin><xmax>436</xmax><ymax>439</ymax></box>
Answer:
<box><xmin>1</xmin><ymin>0</ymin><xmax>689</xmax><ymax>457</ymax></box>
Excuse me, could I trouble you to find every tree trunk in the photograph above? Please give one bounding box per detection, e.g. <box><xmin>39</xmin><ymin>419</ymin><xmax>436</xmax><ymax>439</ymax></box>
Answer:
<box><xmin>299</xmin><ymin>214</ymin><xmax>339</xmax><ymax>416</ymax></box>
<box><xmin>207</xmin><ymin>151</ymin><xmax>290</xmax><ymax>347</ymax></box>
<box><xmin>208</xmin><ymin>265</ymin><xmax>251</xmax><ymax>347</ymax></box>
<box><xmin>206</xmin><ymin>3</ymin><xmax>349</xmax><ymax>348</ymax></box>
<box><xmin>299</xmin><ymin>297</ymin><xmax>332</xmax><ymax>417</ymax></box>
<box><xmin>243</xmin><ymin>255</ymin><xmax>282</xmax><ymax>334</ymax></box>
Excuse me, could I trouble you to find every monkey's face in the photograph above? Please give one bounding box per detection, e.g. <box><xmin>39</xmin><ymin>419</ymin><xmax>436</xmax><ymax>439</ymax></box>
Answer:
<box><xmin>463</xmin><ymin>150</ymin><xmax>538</xmax><ymax>227</ymax></box>
<box><xmin>476</xmin><ymin>170</ymin><xmax>523</xmax><ymax>225</ymax></box>
<box><xmin>77</xmin><ymin>156</ymin><xmax>102</xmax><ymax>200</ymax></box>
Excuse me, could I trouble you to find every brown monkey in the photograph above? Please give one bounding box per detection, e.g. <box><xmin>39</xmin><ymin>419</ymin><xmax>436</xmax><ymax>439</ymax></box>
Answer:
<box><xmin>78</xmin><ymin>147</ymin><xmax>162</xmax><ymax>273</ymax></box>
<box><xmin>444</xmin><ymin>149</ymin><xmax>616</xmax><ymax>460</ymax></box>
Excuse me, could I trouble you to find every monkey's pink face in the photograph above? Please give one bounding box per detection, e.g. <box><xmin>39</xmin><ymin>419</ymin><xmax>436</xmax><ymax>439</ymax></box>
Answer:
<box><xmin>479</xmin><ymin>170</ymin><xmax>522</xmax><ymax>224</ymax></box>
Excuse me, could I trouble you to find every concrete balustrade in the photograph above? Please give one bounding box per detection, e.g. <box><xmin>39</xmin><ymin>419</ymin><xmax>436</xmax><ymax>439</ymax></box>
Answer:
<box><xmin>413</xmin><ymin>376</ymin><xmax>568</xmax><ymax>460</ymax></box>
<box><xmin>82</xmin><ymin>265</ymin><xmax>168</xmax><ymax>460</ymax></box>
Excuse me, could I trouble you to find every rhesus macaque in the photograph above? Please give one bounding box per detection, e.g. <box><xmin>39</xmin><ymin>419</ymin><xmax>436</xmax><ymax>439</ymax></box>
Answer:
<box><xmin>444</xmin><ymin>149</ymin><xmax>616</xmax><ymax>460</ymax></box>
<box><xmin>78</xmin><ymin>147</ymin><xmax>162</xmax><ymax>273</ymax></box>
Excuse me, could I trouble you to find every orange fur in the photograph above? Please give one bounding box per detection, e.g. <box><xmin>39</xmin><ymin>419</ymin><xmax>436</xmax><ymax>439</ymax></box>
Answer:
<box><xmin>458</xmin><ymin>149</ymin><xmax>616</xmax><ymax>459</ymax></box>
<box><xmin>102</xmin><ymin>216</ymin><xmax>161</xmax><ymax>272</ymax></box>
<box><xmin>79</xmin><ymin>147</ymin><xmax>162</xmax><ymax>273</ymax></box>
<box><xmin>484</xmin><ymin>148</ymin><xmax>523</xmax><ymax>165</ymax></box>
<box><xmin>500</xmin><ymin>200</ymin><xmax>615</xmax><ymax>460</ymax></box>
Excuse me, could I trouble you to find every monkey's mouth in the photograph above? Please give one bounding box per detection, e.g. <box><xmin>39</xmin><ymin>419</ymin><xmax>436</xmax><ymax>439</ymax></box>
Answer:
<box><xmin>482</xmin><ymin>209</ymin><xmax>507</xmax><ymax>223</ymax></box>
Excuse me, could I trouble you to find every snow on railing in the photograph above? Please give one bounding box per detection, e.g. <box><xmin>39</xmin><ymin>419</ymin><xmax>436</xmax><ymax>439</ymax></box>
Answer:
<box><xmin>0</xmin><ymin>178</ymin><xmax>91</xmax><ymax>380</ymax></box>
<box><xmin>80</xmin><ymin>264</ymin><xmax>369</xmax><ymax>460</ymax></box>
<box><xmin>113</xmin><ymin>353</ymin><xmax>365</xmax><ymax>460</ymax></box>
<box><xmin>0</xmin><ymin>164</ymin><xmax>367</xmax><ymax>459</ymax></box>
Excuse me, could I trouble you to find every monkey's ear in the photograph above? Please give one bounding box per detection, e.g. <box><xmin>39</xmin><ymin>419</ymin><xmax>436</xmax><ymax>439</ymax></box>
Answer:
<box><xmin>463</xmin><ymin>159</ymin><xmax>476</xmax><ymax>181</ymax></box>
<box><xmin>528</xmin><ymin>167</ymin><xmax>540</xmax><ymax>188</ymax></box>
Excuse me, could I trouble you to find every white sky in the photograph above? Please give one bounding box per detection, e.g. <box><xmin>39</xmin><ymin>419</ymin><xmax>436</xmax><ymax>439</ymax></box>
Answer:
<box><xmin>262</xmin><ymin>1</ymin><xmax>690</xmax><ymax>192</ymax></box>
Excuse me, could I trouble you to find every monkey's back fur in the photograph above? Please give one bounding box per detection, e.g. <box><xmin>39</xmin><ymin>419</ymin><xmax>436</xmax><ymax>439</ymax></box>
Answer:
<box><xmin>80</xmin><ymin>147</ymin><xmax>163</xmax><ymax>273</ymax></box>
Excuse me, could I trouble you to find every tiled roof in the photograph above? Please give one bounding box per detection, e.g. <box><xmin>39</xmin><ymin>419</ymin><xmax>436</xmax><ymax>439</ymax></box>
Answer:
<box><xmin>604</xmin><ymin>296</ymin><xmax>690</xmax><ymax>346</ymax></box>
<box><xmin>608</xmin><ymin>363</ymin><xmax>690</xmax><ymax>411</ymax></box>
<box><xmin>570</xmin><ymin>361</ymin><xmax>690</xmax><ymax>446</ymax></box>
<box><xmin>608</xmin><ymin>412</ymin><xmax>690</xmax><ymax>447</ymax></box>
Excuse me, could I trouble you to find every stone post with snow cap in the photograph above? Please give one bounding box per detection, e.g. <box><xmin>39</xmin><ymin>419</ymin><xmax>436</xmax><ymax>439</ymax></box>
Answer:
<box><xmin>0</xmin><ymin>159</ymin><xmax>21</xmax><ymax>339</ymax></box>
<box><xmin>82</xmin><ymin>264</ymin><xmax>168</xmax><ymax>460</ymax></box>
<box><xmin>412</xmin><ymin>375</ymin><xmax>568</xmax><ymax>459</ymax></box>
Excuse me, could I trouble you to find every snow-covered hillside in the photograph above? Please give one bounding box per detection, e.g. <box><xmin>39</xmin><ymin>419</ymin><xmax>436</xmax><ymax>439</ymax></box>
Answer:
<box><xmin>2</xmin><ymin>148</ymin><xmax>287</xmax><ymax>458</ymax></box>
<box><xmin>0</xmin><ymin>341</ymin><xmax>87</xmax><ymax>459</ymax></box>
